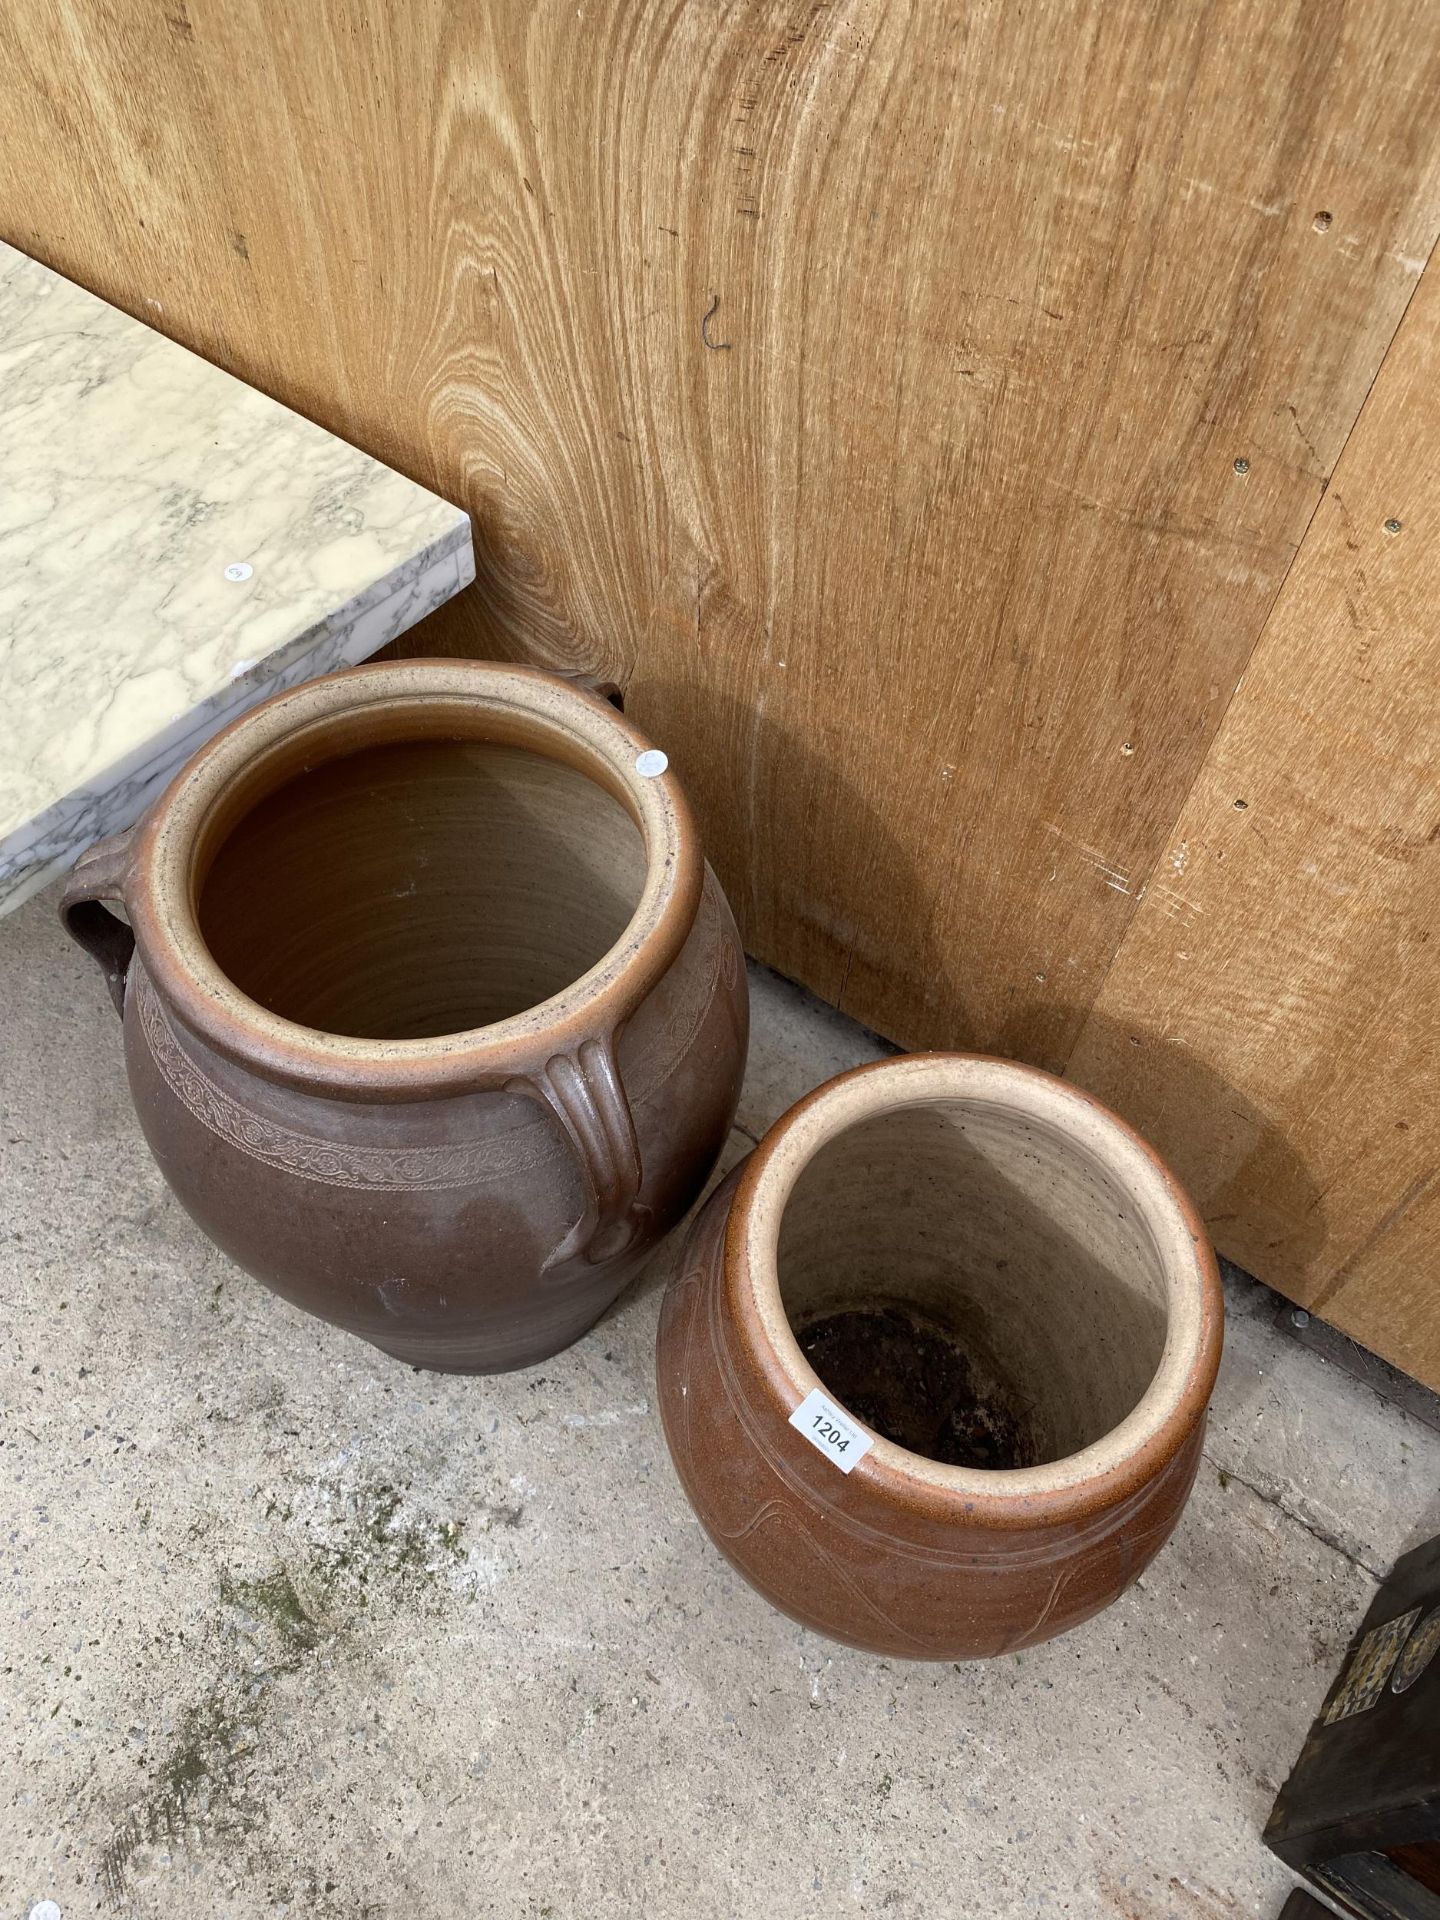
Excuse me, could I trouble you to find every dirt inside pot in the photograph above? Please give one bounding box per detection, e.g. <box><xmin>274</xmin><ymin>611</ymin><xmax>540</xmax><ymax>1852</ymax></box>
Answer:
<box><xmin>774</xmin><ymin>1102</ymin><xmax>1170</xmax><ymax>1471</ymax></box>
<box><xmin>798</xmin><ymin>1303</ymin><xmax>1039</xmax><ymax>1469</ymax></box>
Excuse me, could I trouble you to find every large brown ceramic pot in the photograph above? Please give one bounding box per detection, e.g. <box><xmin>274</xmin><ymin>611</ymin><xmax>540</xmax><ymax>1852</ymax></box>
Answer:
<box><xmin>656</xmin><ymin>1055</ymin><xmax>1222</xmax><ymax>1658</ymax></box>
<box><xmin>60</xmin><ymin>660</ymin><xmax>747</xmax><ymax>1371</ymax></box>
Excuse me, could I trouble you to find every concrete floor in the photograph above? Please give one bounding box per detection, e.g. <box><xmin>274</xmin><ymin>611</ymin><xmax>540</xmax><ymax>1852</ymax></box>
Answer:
<box><xmin>4</xmin><ymin>887</ymin><xmax>1440</xmax><ymax>1920</ymax></box>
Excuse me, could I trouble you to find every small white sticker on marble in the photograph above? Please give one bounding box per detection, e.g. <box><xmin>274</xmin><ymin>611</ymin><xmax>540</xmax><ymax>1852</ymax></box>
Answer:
<box><xmin>0</xmin><ymin>242</ymin><xmax>474</xmax><ymax>914</ymax></box>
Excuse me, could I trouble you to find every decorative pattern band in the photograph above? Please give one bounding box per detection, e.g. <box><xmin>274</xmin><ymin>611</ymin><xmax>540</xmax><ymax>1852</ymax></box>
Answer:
<box><xmin>134</xmin><ymin>966</ymin><xmax>548</xmax><ymax>1191</ymax></box>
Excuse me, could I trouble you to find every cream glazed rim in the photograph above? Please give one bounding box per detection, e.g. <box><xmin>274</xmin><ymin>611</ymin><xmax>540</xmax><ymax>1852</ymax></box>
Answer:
<box><xmin>126</xmin><ymin>659</ymin><xmax>703</xmax><ymax>1098</ymax></box>
<box><xmin>735</xmin><ymin>1052</ymin><xmax>1224</xmax><ymax>1505</ymax></box>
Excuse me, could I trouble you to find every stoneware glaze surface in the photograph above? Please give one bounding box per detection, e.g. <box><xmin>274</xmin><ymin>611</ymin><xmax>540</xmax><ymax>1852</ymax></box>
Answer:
<box><xmin>656</xmin><ymin>1055</ymin><xmax>1223</xmax><ymax>1659</ymax></box>
<box><xmin>60</xmin><ymin>660</ymin><xmax>747</xmax><ymax>1371</ymax></box>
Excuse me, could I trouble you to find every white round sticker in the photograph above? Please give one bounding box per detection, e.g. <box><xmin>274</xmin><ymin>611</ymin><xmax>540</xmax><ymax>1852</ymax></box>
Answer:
<box><xmin>223</xmin><ymin>561</ymin><xmax>254</xmax><ymax>583</ymax></box>
<box><xmin>635</xmin><ymin>749</ymin><xmax>669</xmax><ymax>778</ymax></box>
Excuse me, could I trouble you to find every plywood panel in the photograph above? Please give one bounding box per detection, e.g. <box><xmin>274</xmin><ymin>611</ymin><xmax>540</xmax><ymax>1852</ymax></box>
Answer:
<box><xmin>3</xmin><ymin>1</ymin><xmax>1438</xmax><ymax>1064</ymax></box>
<box><xmin>1069</xmin><ymin>260</ymin><xmax>1440</xmax><ymax>1387</ymax></box>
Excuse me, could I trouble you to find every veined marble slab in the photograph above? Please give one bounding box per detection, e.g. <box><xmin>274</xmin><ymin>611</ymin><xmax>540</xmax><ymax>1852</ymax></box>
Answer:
<box><xmin>0</xmin><ymin>242</ymin><xmax>474</xmax><ymax>913</ymax></box>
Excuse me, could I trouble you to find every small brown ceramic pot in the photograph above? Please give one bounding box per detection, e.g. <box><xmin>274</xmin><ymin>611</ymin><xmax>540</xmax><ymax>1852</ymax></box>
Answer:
<box><xmin>656</xmin><ymin>1055</ymin><xmax>1222</xmax><ymax>1659</ymax></box>
<box><xmin>60</xmin><ymin>660</ymin><xmax>747</xmax><ymax>1371</ymax></box>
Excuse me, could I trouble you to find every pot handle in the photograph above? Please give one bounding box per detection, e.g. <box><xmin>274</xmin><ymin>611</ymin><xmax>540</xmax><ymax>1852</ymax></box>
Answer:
<box><xmin>514</xmin><ymin>1034</ymin><xmax>647</xmax><ymax>1270</ymax></box>
<box><xmin>58</xmin><ymin>828</ymin><xmax>137</xmax><ymax>1017</ymax></box>
<box><xmin>551</xmin><ymin>668</ymin><xmax>624</xmax><ymax>711</ymax></box>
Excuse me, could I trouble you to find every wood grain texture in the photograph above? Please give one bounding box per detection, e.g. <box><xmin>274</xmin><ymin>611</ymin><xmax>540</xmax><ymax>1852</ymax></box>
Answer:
<box><xmin>3</xmin><ymin>1</ymin><xmax>1440</xmax><ymax>1365</ymax></box>
<box><xmin>1069</xmin><ymin>259</ymin><xmax>1440</xmax><ymax>1386</ymax></box>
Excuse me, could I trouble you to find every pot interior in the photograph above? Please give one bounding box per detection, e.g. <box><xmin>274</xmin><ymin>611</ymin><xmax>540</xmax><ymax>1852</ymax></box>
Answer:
<box><xmin>197</xmin><ymin>737</ymin><xmax>647</xmax><ymax>1039</ymax></box>
<box><xmin>776</xmin><ymin>1100</ymin><xmax>1171</xmax><ymax>1470</ymax></box>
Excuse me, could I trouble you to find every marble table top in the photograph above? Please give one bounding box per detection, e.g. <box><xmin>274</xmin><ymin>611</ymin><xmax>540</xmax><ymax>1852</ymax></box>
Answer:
<box><xmin>0</xmin><ymin>242</ymin><xmax>474</xmax><ymax>913</ymax></box>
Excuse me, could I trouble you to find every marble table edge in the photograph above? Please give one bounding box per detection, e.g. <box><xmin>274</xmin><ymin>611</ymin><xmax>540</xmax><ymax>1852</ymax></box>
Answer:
<box><xmin>0</xmin><ymin>534</ymin><xmax>475</xmax><ymax>916</ymax></box>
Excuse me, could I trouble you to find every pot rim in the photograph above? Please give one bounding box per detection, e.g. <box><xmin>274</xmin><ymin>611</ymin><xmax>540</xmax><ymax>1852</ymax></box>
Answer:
<box><xmin>124</xmin><ymin>659</ymin><xmax>702</xmax><ymax>1099</ymax></box>
<box><xmin>724</xmin><ymin>1053</ymin><xmax>1224</xmax><ymax>1520</ymax></box>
